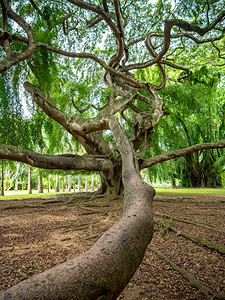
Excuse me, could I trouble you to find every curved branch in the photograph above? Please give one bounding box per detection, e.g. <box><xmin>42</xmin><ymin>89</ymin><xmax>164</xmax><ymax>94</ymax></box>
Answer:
<box><xmin>24</xmin><ymin>82</ymin><xmax>69</xmax><ymax>129</ymax></box>
<box><xmin>0</xmin><ymin>1</ymin><xmax>36</xmax><ymax>73</ymax></box>
<box><xmin>36</xmin><ymin>42</ymin><xmax>147</xmax><ymax>90</ymax></box>
<box><xmin>67</xmin><ymin>0</ymin><xmax>120</xmax><ymax>37</ymax></box>
<box><xmin>140</xmin><ymin>140</ymin><xmax>225</xmax><ymax>169</ymax></box>
<box><xmin>108</xmin><ymin>0</ymin><xmax>125</xmax><ymax>68</ymax></box>
<box><xmin>145</xmin><ymin>34</ymin><xmax>167</xmax><ymax>89</ymax></box>
<box><xmin>24</xmin><ymin>81</ymin><xmax>112</xmax><ymax>155</ymax></box>
<box><xmin>124</xmin><ymin>13</ymin><xmax>225</xmax><ymax>72</ymax></box>
<box><xmin>0</xmin><ymin>144</ymin><xmax>114</xmax><ymax>176</ymax></box>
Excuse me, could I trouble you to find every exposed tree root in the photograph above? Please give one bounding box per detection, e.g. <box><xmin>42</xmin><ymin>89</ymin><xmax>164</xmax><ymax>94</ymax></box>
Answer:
<box><xmin>83</xmin><ymin>234</ymin><xmax>101</xmax><ymax>240</ymax></box>
<box><xmin>155</xmin><ymin>197</ymin><xmax>225</xmax><ymax>204</ymax></box>
<box><xmin>149</xmin><ymin>246</ymin><xmax>225</xmax><ymax>299</ymax></box>
<box><xmin>154</xmin><ymin>213</ymin><xmax>225</xmax><ymax>233</ymax></box>
<box><xmin>1</xmin><ymin>204</ymin><xmax>45</xmax><ymax>210</ymax></box>
<box><xmin>154</xmin><ymin>219</ymin><xmax>225</xmax><ymax>254</ymax></box>
<box><xmin>54</xmin><ymin>220</ymin><xmax>100</xmax><ymax>230</ymax></box>
<box><xmin>170</xmin><ymin>227</ymin><xmax>225</xmax><ymax>254</ymax></box>
<box><xmin>79</xmin><ymin>206</ymin><xmax>122</xmax><ymax>215</ymax></box>
<box><xmin>154</xmin><ymin>203</ymin><xmax>225</xmax><ymax>211</ymax></box>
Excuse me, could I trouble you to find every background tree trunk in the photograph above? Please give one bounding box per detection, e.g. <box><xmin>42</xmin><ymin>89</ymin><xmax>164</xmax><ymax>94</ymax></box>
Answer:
<box><xmin>28</xmin><ymin>167</ymin><xmax>32</xmax><ymax>194</ymax></box>
<box><xmin>55</xmin><ymin>174</ymin><xmax>59</xmax><ymax>192</ymax></box>
<box><xmin>67</xmin><ymin>174</ymin><xmax>71</xmax><ymax>192</ymax></box>
<box><xmin>78</xmin><ymin>176</ymin><xmax>81</xmax><ymax>192</ymax></box>
<box><xmin>48</xmin><ymin>174</ymin><xmax>51</xmax><ymax>193</ymax></box>
<box><xmin>0</xmin><ymin>162</ymin><xmax>4</xmax><ymax>196</ymax></box>
<box><xmin>62</xmin><ymin>176</ymin><xmax>65</xmax><ymax>192</ymax></box>
<box><xmin>91</xmin><ymin>174</ymin><xmax>95</xmax><ymax>191</ymax></box>
<box><xmin>38</xmin><ymin>172</ymin><xmax>43</xmax><ymax>193</ymax></box>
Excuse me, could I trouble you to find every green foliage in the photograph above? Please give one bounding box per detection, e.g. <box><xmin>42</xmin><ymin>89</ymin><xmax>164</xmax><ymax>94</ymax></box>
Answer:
<box><xmin>141</xmin><ymin>66</ymin><xmax>225</xmax><ymax>187</ymax></box>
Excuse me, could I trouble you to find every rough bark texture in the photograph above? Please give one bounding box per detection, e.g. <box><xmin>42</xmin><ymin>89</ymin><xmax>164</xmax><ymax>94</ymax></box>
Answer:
<box><xmin>0</xmin><ymin>162</ymin><xmax>4</xmax><ymax>196</ymax></box>
<box><xmin>28</xmin><ymin>167</ymin><xmax>32</xmax><ymax>194</ymax></box>
<box><xmin>38</xmin><ymin>173</ymin><xmax>43</xmax><ymax>193</ymax></box>
<box><xmin>0</xmin><ymin>117</ymin><xmax>155</xmax><ymax>300</ymax></box>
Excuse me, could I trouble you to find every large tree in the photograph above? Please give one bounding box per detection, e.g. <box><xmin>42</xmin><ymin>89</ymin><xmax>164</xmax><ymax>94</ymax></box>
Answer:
<box><xmin>0</xmin><ymin>0</ymin><xmax>225</xmax><ymax>299</ymax></box>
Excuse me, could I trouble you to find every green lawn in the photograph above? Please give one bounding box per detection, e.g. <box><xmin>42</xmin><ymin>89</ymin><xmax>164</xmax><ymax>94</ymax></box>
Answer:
<box><xmin>0</xmin><ymin>190</ymin><xmax>73</xmax><ymax>200</ymax></box>
<box><xmin>155</xmin><ymin>187</ymin><xmax>225</xmax><ymax>195</ymax></box>
<box><xmin>1</xmin><ymin>187</ymin><xmax>225</xmax><ymax>201</ymax></box>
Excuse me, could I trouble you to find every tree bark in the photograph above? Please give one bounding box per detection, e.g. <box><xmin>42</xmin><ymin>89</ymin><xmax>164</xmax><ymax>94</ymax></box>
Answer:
<box><xmin>38</xmin><ymin>172</ymin><xmax>43</xmax><ymax>193</ymax></box>
<box><xmin>48</xmin><ymin>174</ymin><xmax>51</xmax><ymax>193</ymax></box>
<box><xmin>28</xmin><ymin>167</ymin><xmax>32</xmax><ymax>194</ymax></box>
<box><xmin>0</xmin><ymin>162</ymin><xmax>4</xmax><ymax>196</ymax></box>
<box><xmin>62</xmin><ymin>176</ymin><xmax>65</xmax><ymax>192</ymax></box>
<box><xmin>0</xmin><ymin>117</ymin><xmax>155</xmax><ymax>300</ymax></box>
<box><xmin>67</xmin><ymin>174</ymin><xmax>71</xmax><ymax>192</ymax></box>
<box><xmin>55</xmin><ymin>174</ymin><xmax>59</xmax><ymax>192</ymax></box>
<box><xmin>78</xmin><ymin>175</ymin><xmax>81</xmax><ymax>192</ymax></box>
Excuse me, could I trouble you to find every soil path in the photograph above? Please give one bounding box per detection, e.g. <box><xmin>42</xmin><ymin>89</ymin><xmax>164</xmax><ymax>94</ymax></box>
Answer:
<box><xmin>0</xmin><ymin>192</ymin><xmax>224</xmax><ymax>299</ymax></box>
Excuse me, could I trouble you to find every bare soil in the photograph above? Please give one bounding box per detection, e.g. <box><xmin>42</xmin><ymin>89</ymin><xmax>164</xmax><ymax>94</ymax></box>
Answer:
<box><xmin>0</xmin><ymin>192</ymin><xmax>225</xmax><ymax>299</ymax></box>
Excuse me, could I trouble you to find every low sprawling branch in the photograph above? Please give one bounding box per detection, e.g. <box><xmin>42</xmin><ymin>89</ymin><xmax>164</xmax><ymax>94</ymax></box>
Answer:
<box><xmin>140</xmin><ymin>140</ymin><xmax>225</xmax><ymax>169</ymax></box>
<box><xmin>0</xmin><ymin>144</ymin><xmax>114</xmax><ymax>178</ymax></box>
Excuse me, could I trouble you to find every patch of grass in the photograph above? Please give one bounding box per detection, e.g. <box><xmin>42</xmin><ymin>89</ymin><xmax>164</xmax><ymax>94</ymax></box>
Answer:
<box><xmin>155</xmin><ymin>188</ymin><xmax>225</xmax><ymax>195</ymax></box>
<box><xmin>0</xmin><ymin>191</ymin><xmax>72</xmax><ymax>201</ymax></box>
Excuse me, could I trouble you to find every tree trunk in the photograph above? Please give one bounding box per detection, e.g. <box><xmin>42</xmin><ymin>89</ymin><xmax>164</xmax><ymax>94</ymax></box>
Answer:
<box><xmin>48</xmin><ymin>174</ymin><xmax>51</xmax><ymax>193</ymax></box>
<box><xmin>78</xmin><ymin>176</ymin><xmax>81</xmax><ymax>192</ymax></box>
<box><xmin>0</xmin><ymin>117</ymin><xmax>155</xmax><ymax>300</ymax></box>
<box><xmin>100</xmin><ymin>162</ymin><xmax>123</xmax><ymax>195</ymax></box>
<box><xmin>85</xmin><ymin>177</ymin><xmax>88</xmax><ymax>192</ymax></box>
<box><xmin>67</xmin><ymin>174</ymin><xmax>71</xmax><ymax>192</ymax></box>
<box><xmin>38</xmin><ymin>172</ymin><xmax>43</xmax><ymax>193</ymax></box>
<box><xmin>62</xmin><ymin>176</ymin><xmax>65</xmax><ymax>192</ymax></box>
<box><xmin>91</xmin><ymin>174</ymin><xmax>95</xmax><ymax>191</ymax></box>
<box><xmin>28</xmin><ymin>167</ymin><xmax>32</xmax><ymax>194</ymax></box>
<box><xmin>0</xmin><ymin>162</ymin><xmax>4</xmax><ymax>196</ymax></box>
<box><xmin>55</xmin><ymin>174</ymin><xmax>59</xmax><ymax>192</ymax></box>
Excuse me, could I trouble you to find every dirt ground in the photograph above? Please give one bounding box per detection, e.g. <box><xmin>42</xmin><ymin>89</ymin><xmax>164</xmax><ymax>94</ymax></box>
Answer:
<box><xmin>0</xmin><ymin>191</ymin><xmax>225</xmax><ymax>299</ymax></box>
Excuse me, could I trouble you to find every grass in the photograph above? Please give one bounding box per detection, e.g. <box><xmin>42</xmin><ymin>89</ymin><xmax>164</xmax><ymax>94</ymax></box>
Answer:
<box><xmin>1</xmin><ymin>187</ymin><xmax>225</xmax><ymax>201</ymax></box>
<box><xmin>0</xmin><ymin>190</ymin><xmax>73</xmax><ymax>201</ymax></box>
<box><xmin>155</xmin><ymin>187</ymin><xmax>225</xmax><ymax>195</ymax></box>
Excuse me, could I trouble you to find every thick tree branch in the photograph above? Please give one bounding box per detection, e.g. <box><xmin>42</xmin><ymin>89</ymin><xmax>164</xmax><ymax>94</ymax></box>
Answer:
<box><xmin>0</xmin><ymin>144</ymin><xmax>114</xmax><ymax>177</ymax></box>
<box><xmin>23</xmin><ymin>82</ymin><xmax>70</xmax><ymax>130</ymax></box>
<box><xmin>140</xmin><ymin>140</ymin><xmax>225</xmax><ymax>169</ymax></box>
<box><xmin>23</xmin><ymin>81</ymin><xmax>111</xmax><ymax>155</ymax></box>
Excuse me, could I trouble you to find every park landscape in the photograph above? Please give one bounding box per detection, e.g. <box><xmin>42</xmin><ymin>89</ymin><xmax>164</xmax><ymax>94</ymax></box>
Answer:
<box><xmin>0</xmin><ymin>0</ymin><xmax>225</xmax><ymax>299</ymax></box>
